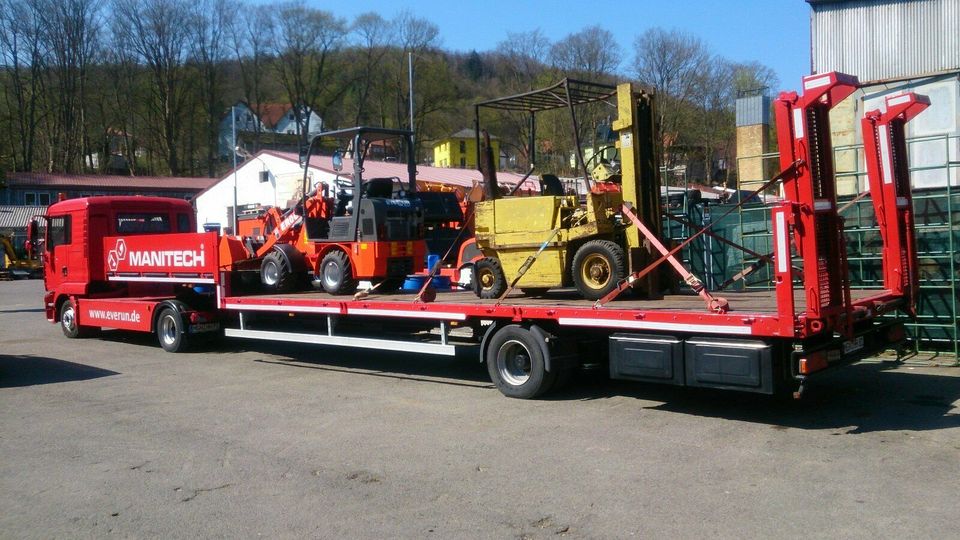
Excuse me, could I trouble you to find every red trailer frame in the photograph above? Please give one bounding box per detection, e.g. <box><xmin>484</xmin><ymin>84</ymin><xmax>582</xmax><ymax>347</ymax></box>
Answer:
<box><xmin>32</xmin><ymin>73</ymin><xmax>928</xmax><ymax>399</ymax></box>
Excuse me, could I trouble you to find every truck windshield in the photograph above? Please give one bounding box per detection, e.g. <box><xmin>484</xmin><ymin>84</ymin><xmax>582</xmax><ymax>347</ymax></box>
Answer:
<box><xmin>117</xmin><ymin>213</ymin><xmax>171</xmax><ymax>234</ymax></box>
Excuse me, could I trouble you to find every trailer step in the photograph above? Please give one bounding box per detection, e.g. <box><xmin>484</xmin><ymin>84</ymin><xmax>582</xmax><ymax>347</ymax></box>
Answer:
<box><xmin>224</xmin><ymin>328</ymin><xmax>458</xmax><ymax>356</ymax></box>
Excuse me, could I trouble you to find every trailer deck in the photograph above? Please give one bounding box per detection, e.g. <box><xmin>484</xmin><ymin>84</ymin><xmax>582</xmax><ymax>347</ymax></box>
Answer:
<box><xmin>221</xmin><ymin>287</ymin><xmax>892</xmax><ymax>339</ymax></box>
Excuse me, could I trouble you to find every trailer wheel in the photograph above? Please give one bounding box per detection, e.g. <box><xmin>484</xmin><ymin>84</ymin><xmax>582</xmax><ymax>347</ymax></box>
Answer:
<box><xmin>261</xmin><ymin>251</ymin><xmax>297</xmax><ymax>293</ymax></box>
<box><xmin>475</xmin><ymin>257</ymin><xmax>507</xmax><ymax>299</ymax></box>
<box><xmin>572</xmin><ymin>240</ymin><xmax>626</xmax><ymax>300</ymax></box>
<box><xmin>59</xmin><ymin>299</ymin><xmax>92</xmax><ymax>339</ymax></box>
<box><xmin>486</xmin><ymin>325</ymin><xmax>556</xmax><ymax>399</ymax></box>
<box><xmin>156</xmin><ymin>308</ymin><xmax>188</xmax><ymax>353</ymax></box>
<box><xmin>319</xmin><ymin>250</ymin><xmax>358</xmax><ymax>295</ymax></box>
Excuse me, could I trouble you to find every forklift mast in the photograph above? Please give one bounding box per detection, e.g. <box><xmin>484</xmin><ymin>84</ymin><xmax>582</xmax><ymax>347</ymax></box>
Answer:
<box><xmin>861</xmin><ymin>92</ymin><xmax>930</xmax><ymax>315</ymax></box>
<box><xmin>612</xmin><ymin>82</ymin><xmax>662</xmax><ymax>292</ymax></box>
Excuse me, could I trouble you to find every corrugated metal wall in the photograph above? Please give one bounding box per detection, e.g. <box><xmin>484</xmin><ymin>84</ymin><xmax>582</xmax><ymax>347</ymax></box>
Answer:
<box><xmin>811</xmin><ymin>0</ymin><xmax>960</xmax><ymax>82</ymax></box>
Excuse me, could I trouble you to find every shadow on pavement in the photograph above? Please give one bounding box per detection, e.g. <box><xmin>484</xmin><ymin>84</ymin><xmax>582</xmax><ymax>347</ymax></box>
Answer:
<box><xmin>0</xmin><ymin>308</ymin><xmax>45</xmax><ymax>314</ymax></box>
<box><xmin>79</xmin><ymin>331</ymin><xmax>960</xmax><ymax>434</ymax></box>
<box><xmin>549</xmin><ymin>362</ymin><xmax>960</xmax><ymax>434</ymax></box>
<box><xmin>0</xmin><ymin>354</ymin><xmax>119</xmax><ymax>388</ymax></box>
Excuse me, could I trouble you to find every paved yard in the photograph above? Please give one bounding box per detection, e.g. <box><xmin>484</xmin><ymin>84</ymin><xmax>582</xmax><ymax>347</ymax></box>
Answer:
<box><xmin>1</xmin><ymin>279</ymin><xmax>959</xmax><ymax>538</ymax></box>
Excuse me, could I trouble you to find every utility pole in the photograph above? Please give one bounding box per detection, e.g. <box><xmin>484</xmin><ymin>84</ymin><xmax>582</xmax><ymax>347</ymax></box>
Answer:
<box><xmin>232</xmin><ymin>105</ymin><xmax>238</xmax><ymax>235</ymax></box>
<box><xmin>408</xmin><ymin>51</ymin><xmax>414</xmax><ymax>162</ymax></box>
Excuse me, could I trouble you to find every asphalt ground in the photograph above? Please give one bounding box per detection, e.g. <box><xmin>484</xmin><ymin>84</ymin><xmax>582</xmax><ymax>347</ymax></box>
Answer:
<box><xmin>1</xmin><ymin>279</ymin><xmax>959</xmax><ymax>539</ymax></box>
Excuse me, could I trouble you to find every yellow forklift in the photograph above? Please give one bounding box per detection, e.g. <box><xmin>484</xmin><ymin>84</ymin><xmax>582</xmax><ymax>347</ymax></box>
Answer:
<box><xmin>470</xmin><ymin>79</ymin><xmax>662</xmax><ymax>300</ymax></box>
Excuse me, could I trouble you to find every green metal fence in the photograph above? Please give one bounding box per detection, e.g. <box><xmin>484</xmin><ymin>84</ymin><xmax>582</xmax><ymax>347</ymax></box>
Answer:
<box><xmin>677</xmin><ymin>134</ymin><xmax>960</xmax><ymax>359</ymax></box>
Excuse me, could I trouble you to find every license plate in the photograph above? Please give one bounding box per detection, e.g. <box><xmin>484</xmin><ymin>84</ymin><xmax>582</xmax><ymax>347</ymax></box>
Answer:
<box><xmin>190</xmin><ymin>322</ymin><xmax>220</xmax><ymax>334</ymax></box>
<box><xmin>843</xmin><ymin>336</ymin><xmax>864</xmax><ymax>355</ymax></box>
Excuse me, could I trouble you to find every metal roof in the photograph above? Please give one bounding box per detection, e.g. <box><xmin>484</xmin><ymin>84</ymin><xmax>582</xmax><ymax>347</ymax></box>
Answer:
<box><xmin>474</xmin><ymin>78</ymin><xmax>618</xmax><ymax>113</ymax></box>
<box><xmin>6</xmin><ymin>172</ymin><xmax>216</xmax><ymax>191</ymax></box>
<box><xmin>261</xmin><ymin>150</ymin><xmax>540</xmax><ymax>191</ymax></box>
<box><xmin>810</xmin><ymin>0</ymin><xmax>960</xmax><ymax>82</ymax></box>
<box><xmin>0</xmin><ymin>206</ymin><xmax>46</xmax><ymax>229</ymax></box>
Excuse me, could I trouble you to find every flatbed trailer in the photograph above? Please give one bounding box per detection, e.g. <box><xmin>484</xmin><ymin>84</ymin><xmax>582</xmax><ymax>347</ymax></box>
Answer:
<box><xmin>31</xmin><ymin>73</ymin><xmax>930</xmax><ymax>399</ymax></box>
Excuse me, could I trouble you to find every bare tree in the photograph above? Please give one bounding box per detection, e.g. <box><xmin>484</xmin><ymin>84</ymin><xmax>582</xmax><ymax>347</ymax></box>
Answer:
<box><xmin>496</xmin><ymin>29</ymin><xmax>550</xmax><ymax>89</ymax></box>
<box><xmin>732</xmin><ymin>61</ymin><xmax>779</xmax><ymax>96</ymax></box>
<box><xmin>632</xmin><ymin>27</ymin><xmax>710</xmax><ymax>166</ymax></box>
<box><xmin>36</xmin><ymin>0</ymin><xmax>102</xmax><ymax>173</ymax></box>
<box><xmin>270</xmin><ymin>2</ymin><xmax>346</xmax><ymax>147</ymax></box>
<box><xmin>228</xmin><ymin>3</ymin><xmax>274</xmax><ymax>154</ymax></box>
<box><xmin>0</xmin><ymin>0</ymin><xmax>45</xmax><ymax>171</ymax></box>
<box><xmin>190</xmin><ymin>0</ymin><xmax>234</xmax><ymax>176</ymax></box>
<box><xmin>549</xmin><ymin>26</ymin><xmax>621</xmax><ymax>82</ymax></box>
<box><xmin>391</xmin><ymin>11</ymin><xmax>442</xmax><ymax>160</ymax></box>
<box><xmin>349</xmin><ymin>12</ymin><xmax>393</xmax><ymax>126</ymax></box>
<box><xmin>113</xmin><ymin>0</ymin><xmax>192</xmax><ymax>175</ymax></box>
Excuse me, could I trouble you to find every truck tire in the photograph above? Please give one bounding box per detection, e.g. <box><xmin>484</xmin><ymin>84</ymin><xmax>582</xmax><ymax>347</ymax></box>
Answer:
<box><xmin>156</xmin><ymin>307</ymin><xmax>189</xmax><ymax>353</ymax></box>
<box><xmin>572</xmin><ymin>240</ymin><xmax>626</xmax><ymax>300</ymax></box>
<box><xmin>261</xmin><ymin>251</ymin><xmax>297</xmax><ymax>293</ymax></box>
<box><xmin>475</xmin><ymin>257</ymin><xmax>507</xmax><ymax>299</ymax></box>
<box><xmin>319</xmin><ymin>250</ymin><xmax>358</xmax><ymax>295</ymax></box>
<box><xmin>486</xmin><ymin>324</ymin><xmax>557</xmax><ymax>399</ymax></box>
<box><xmin>59</xmin><ymin>299</ymin><xmax>92</xmax><ymax>339</ymax></box>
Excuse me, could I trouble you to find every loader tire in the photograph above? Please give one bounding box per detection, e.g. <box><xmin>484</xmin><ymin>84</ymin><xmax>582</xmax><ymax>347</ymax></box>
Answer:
<box><xmin>572</xmin><ymin>240</ymin><xmax>626</xmax><ymax>301</ymax></box>
<box><xmin>474</xmin><ymin>257</ymin><xmax>507</xmax><ymax>299</ymax></box>
<box><xmin>319</xmin><ymin>250</ymin><xmax>358</xmax><ymax>295</ymax></box>
<box><xmin>260</xmin><ymin>251</ymin><xmax>298</xmax><ymax>293</ymax></box>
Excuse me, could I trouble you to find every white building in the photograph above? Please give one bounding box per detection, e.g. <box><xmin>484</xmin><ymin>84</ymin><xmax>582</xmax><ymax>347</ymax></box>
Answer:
<box><xmin>194</xmin><ymin>150</ymin><xmax>539</xmax><ymax>233</ymax></box>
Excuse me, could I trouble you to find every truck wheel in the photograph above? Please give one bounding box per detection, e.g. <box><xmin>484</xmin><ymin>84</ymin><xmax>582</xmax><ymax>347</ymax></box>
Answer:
<box><xmin>261</xmin><ymin>251</ymin><xmax>297</xmax><ymax>293</ymax></box>
<box><xmin>59</xmin><ymin>299</ymin><xmax>92</xmax><ymax>339</ymax></box>
<box><xmin>486</xmin><ymin>325</ymin><xmax>556</xmax><ymax>399</ymax></box>
<box><xmin>319</xmin><ymin>250</ymin><xmax>358</xmax><ymax>295</ymax></box>
<box><xmin>572</xmin><ymin>240</ymin><xmax>626</xmax><ymax>301</ymax></box>
<box><xmin>156</xmin><ymin>308</ymin><xmax>188</xmax><ymax>353</ymax></box>
<box><xmin>475</xmin><ymin>257</ymin><xmax>507</xmax><ymax>299</ymax></box>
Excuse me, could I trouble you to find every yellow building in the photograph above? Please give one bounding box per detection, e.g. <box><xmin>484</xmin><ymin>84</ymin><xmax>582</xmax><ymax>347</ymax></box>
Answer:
<box><xmin>433</xmin><ymin>128</ymin><xmax>499</xmax><ymax>169</ymax></box>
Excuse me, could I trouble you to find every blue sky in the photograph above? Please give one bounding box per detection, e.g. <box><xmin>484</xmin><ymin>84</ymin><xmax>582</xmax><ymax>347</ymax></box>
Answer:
<box><xmin>317</xmin><ymin>0</ymin><xmax>812</xmax><ymax>92</ymax></box>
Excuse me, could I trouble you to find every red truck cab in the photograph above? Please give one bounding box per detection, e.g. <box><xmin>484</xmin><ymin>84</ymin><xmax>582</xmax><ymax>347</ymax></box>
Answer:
<box><xmin>30</xmin><ymin>196</ymin><xmax>204</xmax><ymax>328</ymax></box>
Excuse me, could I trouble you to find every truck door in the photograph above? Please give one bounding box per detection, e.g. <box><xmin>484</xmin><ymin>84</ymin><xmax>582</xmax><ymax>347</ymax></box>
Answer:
<box><xmin>46</xmin><ymin>214</ymin><xmax>72</xmax><ymax>290</ymax></box>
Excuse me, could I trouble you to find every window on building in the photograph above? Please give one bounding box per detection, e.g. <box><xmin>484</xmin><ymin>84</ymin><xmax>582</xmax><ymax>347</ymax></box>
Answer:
<box><xmin>116</xmin><ymin>213</ymin><xmax>171</xmax><ymax>234</ymax></box>
<box><xmin>459</xmin><ymin>140</ymin><xmax>466</xmax><ymax>153</ymax></box>
<box><xmin>24</xmin><ymin>192</ymin><xmax>36</xmax><ymax>205</ymax></box>
<box><xmin>38</xmin><ymin>193</ymin><xmax>50</xmax><ymax>205</ymax></box>
<box><xmin>48</xmin><ymin>216</ymin><xmax>71</xmax><ymax>248</ymax></box>
<box><xmin>460</xmin><ymin>157</ymin><xmax>466</xmax><ymax>167</ymax></box>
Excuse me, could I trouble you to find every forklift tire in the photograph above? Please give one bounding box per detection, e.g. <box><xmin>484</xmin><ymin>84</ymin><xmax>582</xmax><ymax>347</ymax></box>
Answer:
<box><xmin>474</xmin><ymin>257</ymin><xmax>507</xmax><ymax>299</ymax></box>
<box><xmin>486</xmin><ymin>324</ymin><xmax>557</xmax><ymax>399</ymax></box>
<box><xmin>572</xmin><ymin>240</ymin><xmax>626</xmax><ymax>301</ymax></box>
<box><xmin>59</xmin><ymin>299</ymin><xmax>93</xmax><ymax>339</ymax></box>
<box><xmin>319</xmin><ymin>250</ymin><xmax>358</xmax><ymax>295</ymax></box>
<box><xmin>156</xmin><ymin>308</ymin><xmax>188</xmax><ymax>353</ymax></box>
<box><xmin>260</xmin><ymin>251</ymin><xmax>297</xmax><ymax>293</ymax></box>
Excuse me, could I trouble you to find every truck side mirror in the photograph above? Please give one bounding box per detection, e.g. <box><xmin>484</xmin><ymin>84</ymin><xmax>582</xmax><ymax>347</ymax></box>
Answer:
<box><xmin>26</xmin><ymin>220</ymin><xmax>38</xmax><ymax>257</ymax></box>
<box><xmin>332</xmin><ymin>149</ymin><xmax>343</xmax><ymax>172</ymax></box>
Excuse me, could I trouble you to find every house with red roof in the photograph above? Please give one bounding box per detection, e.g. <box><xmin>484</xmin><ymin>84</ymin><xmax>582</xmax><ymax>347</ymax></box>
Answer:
<box><xmin>218</xmin><ymin>102</ymin><xmax>324</xmax><ymax>158</ymax></box>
